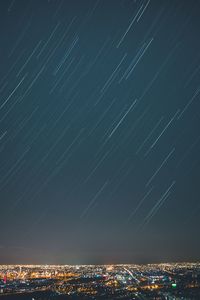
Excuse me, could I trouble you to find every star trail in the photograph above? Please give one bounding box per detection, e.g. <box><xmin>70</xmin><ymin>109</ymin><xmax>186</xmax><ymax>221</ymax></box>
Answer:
<box><xmin>0</xmin><ymin>0</ymin><xmax>200</xmax><ymax>265</ymax></box>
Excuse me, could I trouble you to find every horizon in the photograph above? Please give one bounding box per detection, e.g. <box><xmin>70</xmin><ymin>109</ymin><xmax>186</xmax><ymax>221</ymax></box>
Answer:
<box><xmin>0</xmin><ymin>261</ymin><xmax>200</xmax><ymax>266</ymax></box>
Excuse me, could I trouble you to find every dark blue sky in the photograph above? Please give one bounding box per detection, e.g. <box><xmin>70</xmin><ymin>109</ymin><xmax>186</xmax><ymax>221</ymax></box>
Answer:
<box><xmin>0</xmin><ymin>0</ymin><xmax>200</xmax><ymax>264</ymax></box>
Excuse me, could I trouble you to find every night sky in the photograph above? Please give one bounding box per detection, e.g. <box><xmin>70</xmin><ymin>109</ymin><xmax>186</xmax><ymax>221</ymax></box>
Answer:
<box><xmin>0</xmin><ymin>0</ymin><xmax>200</xmax><ymax>265</ymax></box>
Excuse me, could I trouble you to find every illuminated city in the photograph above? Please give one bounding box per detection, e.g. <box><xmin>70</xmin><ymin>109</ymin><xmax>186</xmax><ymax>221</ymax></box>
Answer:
<box><xmin>0</xmin><ymin>0</ymin><xmax>200</xmax><ymax>299</ymax></box>
<box><xmin>0</xmin><ymin>263</ymin><xmax>200</xmax><ymax>299</ymax></box>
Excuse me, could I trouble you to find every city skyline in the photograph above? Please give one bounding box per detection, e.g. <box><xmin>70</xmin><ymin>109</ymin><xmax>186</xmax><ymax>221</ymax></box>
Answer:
<box><xmin>0</xmin><ymin>262</ymin><xmax>200</xmax><ymax>299</ymax></box>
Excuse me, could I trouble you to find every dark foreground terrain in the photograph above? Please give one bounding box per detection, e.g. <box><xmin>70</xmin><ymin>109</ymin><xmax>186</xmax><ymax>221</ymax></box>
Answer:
<box><xmin>1</xmin><ymin>289</ymin><xmax>200</xmax><ymax>300</ymax></box>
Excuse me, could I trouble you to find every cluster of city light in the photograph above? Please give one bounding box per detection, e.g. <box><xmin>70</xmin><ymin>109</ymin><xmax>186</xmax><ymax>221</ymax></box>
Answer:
<box><xmin>0</xmin><ymin>263</ymin><xmax>200</xmax><ymax>298</ymax></box>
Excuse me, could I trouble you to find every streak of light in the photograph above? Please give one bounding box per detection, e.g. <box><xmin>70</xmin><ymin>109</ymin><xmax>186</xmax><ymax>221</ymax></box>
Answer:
<box><xmin>178</xmin><ymin>86</ymin><xmax>200</xmax><ymax>119</ymax></box>
<box><xmin>80</xmin><ymin>181</ymin><xmax>108</xmax><ymax>219</ymax></box>
<box><xmin>0</xmin><ymin>76</ymin><xmax>26</xmax><ymax>110</ymax></box>
<box><xmin>17</xmin><ymin>40</ymin><xmax>42</xmax><ymax>77</ymax></box>
<box><xmin>136</xmin><ymin>117</ymin><xmax>164</xmax><ymax>154</ymax></box>
<box><xmin>83</xmin><ymin>151</ymin><xmax>109</xmax><ymax>184</ymax></box>
<box><xmin>138</xmin><ymin>180</ymin><xmax>176</xmax><ymax>229</ymax></box>
<box><xmin>126</xmin><ymin>187</ymin><xmax>154</xmax><ymax>223</ymax></box>
<box><xmin>37</xmin><ymin>22</ymin><xmax>60</xmax><ymax>59</ymax></box>
<box><xmin>147</xmin><ymin>109</ymin><xmax>180</xmax><ymax>152</ymax></box>
<box><xmin>146</xmin><ymin>147</ymin><xmax>175</xmax><ymax>187</ymax></box>
<box><xmin>136</xmin><ymin>0</ymin><xmax>151</xmax><ymax>22</ymax></box>
<box><xmin>108</xmin><ymin>99</ymin><xmax>137</xmax><ymax>138</ymax></box>
<box><xmin>117</xmin><ymin>4</ymin><xmax>144</xmax><ymax>48</ymax></box>
<box><xmin>101</xmin><ymin>53</ymin><xmax>127</xmax><ymax>93</ymax></box>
